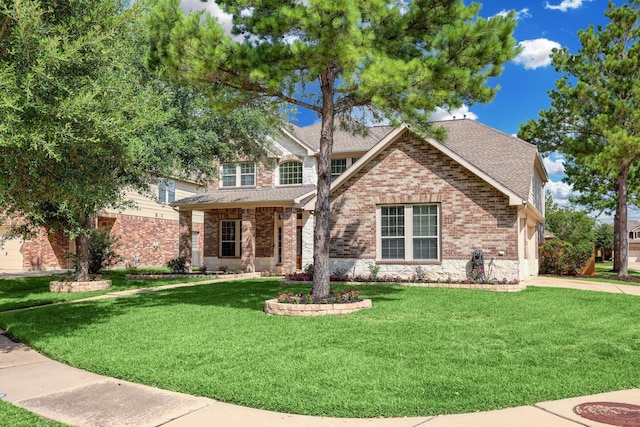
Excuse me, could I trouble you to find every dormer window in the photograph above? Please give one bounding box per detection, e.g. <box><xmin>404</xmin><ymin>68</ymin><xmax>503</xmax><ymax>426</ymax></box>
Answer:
<box><xmin>221</xmin><ymin>163</ymin><xmax>256</xmax><ymax>187</ymax></box>
<box><xmin>279</xmin><ymin>161</ymin><xmax>302</xmax><ymax>185</ymax></box>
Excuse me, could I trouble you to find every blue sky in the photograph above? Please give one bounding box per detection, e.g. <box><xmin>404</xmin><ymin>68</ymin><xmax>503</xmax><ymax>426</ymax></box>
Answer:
<box><xmin>180</xmin><ymin>0</ymin><xmax>628</xmax><ymax>218</ymax></box>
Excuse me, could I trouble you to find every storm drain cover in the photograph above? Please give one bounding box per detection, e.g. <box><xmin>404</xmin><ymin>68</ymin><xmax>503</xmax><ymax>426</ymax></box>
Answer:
<box><xmin>573</xmin><ymin>402</ymin><xmax>640</xmax><ymax>426</ymax></box>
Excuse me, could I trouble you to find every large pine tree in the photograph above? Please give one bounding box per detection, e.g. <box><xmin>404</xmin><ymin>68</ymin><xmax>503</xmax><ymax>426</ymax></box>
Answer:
<box><xmin>519</xmin><ymin>0</ymin><xmax>640</xmax><ymax>278</ymax></box>
<box><xmin>148</xmin><ymin>0</ymin><xmax>519</xmax><ymax>298</ymax></box>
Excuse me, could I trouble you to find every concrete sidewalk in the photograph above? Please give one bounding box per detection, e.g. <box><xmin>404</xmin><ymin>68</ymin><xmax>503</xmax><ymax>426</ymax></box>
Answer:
<box><xmin>529</xmin><ymin>275</ymin><xmax>640</xmax><ymax>295</ymax></box>
<box><xmin>2</xmin><ymin>329</ymin><xmax>640</xmax><ymax>426</ymax></box>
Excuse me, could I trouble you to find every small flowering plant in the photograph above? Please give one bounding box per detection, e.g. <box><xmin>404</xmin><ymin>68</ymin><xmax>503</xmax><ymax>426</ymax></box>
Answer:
<box><xmin>275</xmin><ymin>288</ymin><xmax>362</xmax><ymax>304</ymax></box>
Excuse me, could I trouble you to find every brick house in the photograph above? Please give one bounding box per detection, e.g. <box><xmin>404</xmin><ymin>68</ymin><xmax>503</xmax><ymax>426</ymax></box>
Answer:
<box><xmin>0</xmin><ymin>178</ymin><xmax>206</xmax><ymax>272</ymax></box>
<box><xmin>174</xmin><ymin>119</ymin><xmax>548</xmax><ymax>281</ymax></box>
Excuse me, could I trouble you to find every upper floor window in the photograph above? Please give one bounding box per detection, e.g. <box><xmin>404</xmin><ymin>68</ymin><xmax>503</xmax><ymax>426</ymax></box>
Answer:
<box><xmin>379</xmin><ymin>204</ymin><xmax>440</xmax><ymax>261</ymax></box>
<box><xmin>158</xmin><ymin>178</ymin><xmax>176</xmax><ymax>204</ymax></box>
<box><xmin>222</xmin><ymin>163</ymin><xmax>256</xmax><ymax>187</ymax></box>
<box><xmin>279</xmin><ymin>161</ymin><xmax>302</xmax><ymax>185</ymax></box>
<box><xmin>330</xmin><ymin>157</ymin><xmax>360</xmax><ymax>181</ymax></box>
<box><xmin>331</xmin><ymin>159</ymin><xmax>348</xmax><ymax>181</ymax></box>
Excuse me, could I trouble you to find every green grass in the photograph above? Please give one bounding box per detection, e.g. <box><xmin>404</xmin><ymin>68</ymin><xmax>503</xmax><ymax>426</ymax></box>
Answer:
<box><xmin>0</xmin><ymin>270</ymin><xmax>215</xmax><ymax>312</ymax></box>
<box><xmin>0</xmin><ymin>279</ymin><xmax>638</xmax><ymax>418</ymax></box>
<box><xmin>0</xmin><ymin>399</ymin><xmax>68</xmax><ymax>426</ymax></box>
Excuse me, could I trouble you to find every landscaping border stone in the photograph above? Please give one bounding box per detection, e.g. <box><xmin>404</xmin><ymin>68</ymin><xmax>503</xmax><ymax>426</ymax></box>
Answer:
<box><xmin>50</xmin><ymin>280</ymin><xmax>112</xmax><ymax>293</ymax></box>
<box><xmin>281</xmin><ymin>280</ymin><xmax>526</xmax><ymax>292</ymax></box>
<box><xmin>264</xmin><ymin>298</ymin><xmax>372</xmax><ymax>316</ymax></box>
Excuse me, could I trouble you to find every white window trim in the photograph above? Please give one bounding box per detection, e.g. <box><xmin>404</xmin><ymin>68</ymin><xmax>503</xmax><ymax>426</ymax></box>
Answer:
<box><xmin>376</xmin><ymin>204</ymin><xmax>441</xmax><ymax>262</ymax></box>
<box><xmin>157</xmin><ymin>178</ymin><xmax>176</xmax><ymax>204</ymax></box>
<box><xmin>219</xmin><ymin>219</ymin><xmax>242</xmax><ymax>258</ymax></box>
<box><xmin>220</xmin><ymin>162</ymin><xmax>256</xmax><ymax>188</ymax></box>
<box><xmin>278</xmin><ymin>161</ymin><xmax>303</xmax><ymax>186</ymax></box>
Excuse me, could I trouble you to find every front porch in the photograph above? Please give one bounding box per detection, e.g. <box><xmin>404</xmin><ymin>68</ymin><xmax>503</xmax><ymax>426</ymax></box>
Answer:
<box><xmin>177</xmin><ymin>205</ymin><xmax>314</xmax><ymax>274</ymax></box>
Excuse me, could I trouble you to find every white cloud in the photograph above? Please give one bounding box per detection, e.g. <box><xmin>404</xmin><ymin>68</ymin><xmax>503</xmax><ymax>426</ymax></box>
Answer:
<box><xmin>495</xmin><ymin>8</ymin><xmax>531</xmax><ymax>20</ymax></box>
<box><xmin>180</xmin><ymin>0</ymin><xmax>234</xmax><ymax>34</ymax></box>
<box><xmin>546</xmin><ymin>180</ymin><xmax>578</xmax><ymax>206</ymax></box>
<box><xmin>430</xmin><ymin>105</ymin><xmax>478</xmax><ymax>122</ymax></box>
<box><xmin>544</xmin><ymin>0</ymin><xmax>588</xmax><ymax>12</ymax></box>
<box><xmin>542</xmin><ymin>155</ymin><xmax>565</xmax><ymax>176</ymax></box>
<box><xmin>513</xmin><ymin>38</ymin><xmax>561</xmax><ymax>70</ymax></box>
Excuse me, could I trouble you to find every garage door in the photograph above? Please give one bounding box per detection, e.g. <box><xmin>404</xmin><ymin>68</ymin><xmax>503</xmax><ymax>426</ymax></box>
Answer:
<box><xmin>0</xmin><ymin>227</ymin><xmax>24</xmax><ymax>271</ymax></box>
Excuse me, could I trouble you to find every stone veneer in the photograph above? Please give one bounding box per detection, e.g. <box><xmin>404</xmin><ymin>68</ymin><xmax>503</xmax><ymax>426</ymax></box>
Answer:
<box><xmin>328</xmin><ymin>259</ymin><xmax>520</xmax><ymax>282</ymax></box>
<box><xmin>264</xmin><ymin>299</ymin><xmax>372</xmax><ymax>316</ymax></box>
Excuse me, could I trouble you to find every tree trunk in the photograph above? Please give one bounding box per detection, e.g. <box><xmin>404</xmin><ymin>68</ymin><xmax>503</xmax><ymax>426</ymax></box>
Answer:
<box><xmin>613</xmin><ymin>210</ymin><xmax>620</xmax><ymax>272</ymax></box>
<box><xmin>312</xmin><ymin>63</ymin><xmax>338</xmax><ymax>301</ymax></box>
<box><xmin>75</xmin><ymin>213</ymin><xmax>91</xmax><ymax>281</ymax></box>
<box><xmin>616</xmin><ymin>165</ymin><xmax>629</xmax><ymax>278</ymax></box>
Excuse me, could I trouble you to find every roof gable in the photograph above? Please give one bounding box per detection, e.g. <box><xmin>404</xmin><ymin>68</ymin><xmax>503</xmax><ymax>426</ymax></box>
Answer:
<box><xmin>303</xmin><ymin>120</ymin><xmax>547</xmax><ymax>210</ymax></box>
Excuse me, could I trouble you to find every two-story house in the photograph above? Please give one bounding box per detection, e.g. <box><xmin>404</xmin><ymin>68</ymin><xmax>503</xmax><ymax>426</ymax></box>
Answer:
<box><xmin>173</xmin><ymin>119</ymin><xmax>548</xmax><ymax>281</ymax></box>
<box><xmin>0</xmin><ymin>178</ymin><xmax>206</xmax><ymax>273</ymax></box>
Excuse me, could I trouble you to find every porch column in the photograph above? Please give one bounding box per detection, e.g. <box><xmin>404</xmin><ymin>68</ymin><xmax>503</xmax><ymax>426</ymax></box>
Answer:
<box><xmin>204</xmin><ymin>211</ymin><xmax>217</xmax><ymax>258</ymax></box>
<box><xmin>179</xmin><ymin>210</ymin><xmax>192</xmax><ymax>270</ymax></box>
<box><xmin>282</xmin><ymin>208</ymin><xmax>297</xmax><ymax>273</ymax></box>
<box><xmin>242</xmin><ymin>208</ymin><xmax>256</xmax><ymax>273</ymax></box>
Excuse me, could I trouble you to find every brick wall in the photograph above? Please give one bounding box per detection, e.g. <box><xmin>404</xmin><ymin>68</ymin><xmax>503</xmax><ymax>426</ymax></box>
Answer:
<box><xmin>330</xmin><ymin>129</ymin><xmax>519</xmax><ymax>262</ymax></box>
<box><xmin>22</xmin><ymin>228</ymin><xmax>70</xmax><ymax>270</ymax></box>
<box><xmin>101</xmin><ymin>213</ymin><xmax>203</xmax><ymax>268</ymax></box>
<box><xmin>256</xmin><ymin>207</ymin><xmax>276</xmax><ymax>257</ymax></box>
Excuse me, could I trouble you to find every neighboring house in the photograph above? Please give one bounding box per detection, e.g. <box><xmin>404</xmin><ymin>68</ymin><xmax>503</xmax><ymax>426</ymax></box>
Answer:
<box><xmin>0</xmin><ymin>178</ymin><xmax>205</xmax><ymax>272</ymax></box>
<box><xmin>629</xmin><ymin>220</ymin><xmax>640</xmax><ymax>262</ymax></box>
<box><xmin>173</xmin><ymin>119</ymin><xmax>548</xmax><ymax>281</ymax></box>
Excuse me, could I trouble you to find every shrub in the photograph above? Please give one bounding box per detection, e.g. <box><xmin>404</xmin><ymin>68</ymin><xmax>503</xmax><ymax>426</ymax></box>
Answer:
<box><xmin>89</xmin><ymin>228</ymin><xmax>122</xmax><ymax>274</ymax></box>
<box><xmin>167</xmin><ymin>256</ymin><xmax>188</xmax><ymax>273</ymax></box>
<box><xmin>68</xmin><ymin>228</ymin><xmax>122</xmax><ymax>274</ymax></box>
<box><xmin>540</xmin><ymin>240</ymin><xmax>592</xmax><ymax>275</ymax></box>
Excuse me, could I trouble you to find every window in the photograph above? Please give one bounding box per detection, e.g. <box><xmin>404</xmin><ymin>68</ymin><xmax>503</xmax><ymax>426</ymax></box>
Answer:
<box><xmin>412</xmin><ymin>205</ymin><xmax>439</xmax><ymax>259</ymax></box>
<box><xmin>220</xmin><ymin>220</ymin><xmax>242</xmax><ymax>257</ymax></box>
<box><xmin>279</xmin><ymin>161</ymin><xmax>302</xmax><ymax>185</ymax></box>
<box><xmin>330</xmin><ymin>157</ymin><xmax>360</xmax><ymax>181</ymax></box>
<box><xmin>158</xmin><ymin>178</ymin><xmax>176</xmax><ymax>203</ymax></box>
<box><xmin>381</xmin><ymin>206</ymin><xmax>405</xmax><ymax>259</ymax></box>
<box><xmin>379</xmin><ymin>204</ymin><xmax>439</xmax><ymax>261</ymax></box>
<box><xmin>221</xmin><ymin>163</ymin><xmax>256</xmax><ymax>187</ymax></box>
<box><xmin>331</xmin><ymin>159</ymin><xmax>348</xmax><ymax>181</ymax></box>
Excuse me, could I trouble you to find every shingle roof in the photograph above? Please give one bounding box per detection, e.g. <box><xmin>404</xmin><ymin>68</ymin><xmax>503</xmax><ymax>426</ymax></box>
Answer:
<box><xmin>174</xmin><ymin>185</ymin><xmax>316</xmax><ymax>207</ymax></box>
<box><xmin>175</xmin><ymin>119</ymin><xmax>545</xmax><ymax>209</ymax></box>
<box><xmin>290</xmin><ymin>122</ymin><xmax>395</xmax><ymax>154</ymax></box>
<box><xmin>432</xmin><ymin>120</ymin><xmax>544</xmax><ymax>200</ymax></box>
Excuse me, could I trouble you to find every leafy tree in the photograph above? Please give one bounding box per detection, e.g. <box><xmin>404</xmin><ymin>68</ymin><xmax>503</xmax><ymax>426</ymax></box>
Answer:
<box><xmin>147</xmin><ymin>0</ymin><xmax>519</xmax><ymax>299</ymax></box>
<box><xmin>544</xmin><ymin>193</ymin><xmax>595</xmax><ymax>246</ymax></box>
<box><xmin>0</xmin><ymin>0</ymin><xmax>275</xmax><ymax>280</ymax></box>
<box><xmin>594</xmin><ymin>222</ymin><xmax>614</xmax><ymax>261</ymax></box>
<box><xmin>519</xmin><ymin>0</ymin><xmax>640</xmax><ymax>278</ymax></box>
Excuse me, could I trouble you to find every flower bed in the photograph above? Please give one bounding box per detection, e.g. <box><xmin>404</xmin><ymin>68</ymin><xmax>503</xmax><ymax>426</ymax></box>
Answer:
<box><xmin>283</xmin><ymin>267</ymin><xmax>523</xmax><ymax>291</ymax></box>
<box><xmin>50</xmin><ymin>279</ymin><xmax>112</xmax><ymax>293</ymax></box>
<box><xmin>265</xmin><ymin>298</ymin><xmax>372</xmax><ymax>316</ymax></box>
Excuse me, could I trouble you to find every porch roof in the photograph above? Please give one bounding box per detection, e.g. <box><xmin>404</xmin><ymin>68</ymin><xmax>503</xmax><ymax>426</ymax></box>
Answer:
<box><xmin>172</xmin><ymin>185</ymin><xmax>316</xmax><ymax>210</ymax></box>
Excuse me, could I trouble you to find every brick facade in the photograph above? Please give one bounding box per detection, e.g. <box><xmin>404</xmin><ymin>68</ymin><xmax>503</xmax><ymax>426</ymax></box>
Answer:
<box><xmin>330</xmin><ymin>130</ymin><xmax>519</xmax><ymax>263</ymax></box>
<box><xmin>22</xmin><ymin>228</ymin><xmax>71</xmax><ymax>270</ymax></box>
<box><xmin>101</xmin><ymin>213</ymin><xmax>203</xmax><ymax>269</ymax></box>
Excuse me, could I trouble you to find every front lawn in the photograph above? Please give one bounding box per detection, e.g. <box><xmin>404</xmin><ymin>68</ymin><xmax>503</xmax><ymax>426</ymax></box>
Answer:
<box><xmin>0</xmin><ymin>399</ymin><xmax>68</xmax><ymax>427</ymax></box>
<box><xmin>0</xmin><ymin>270</ymin><xmax>215</xmax><ymax>312</ymax></box>
<box><xmin>0</xmin><ymin>279</ymin><xmax>638</xmax><ymax>418</ymax></box>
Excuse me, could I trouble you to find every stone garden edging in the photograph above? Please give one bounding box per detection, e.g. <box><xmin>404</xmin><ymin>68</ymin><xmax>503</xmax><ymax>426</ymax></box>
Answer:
<box><xmin>281</xmin><ymin>280</ymin><xmax>526</xmax><ymax>292</ymax></box>
<box><xmin>264</xmin><ymin>298</ymin><xmax>372</xmax><ymax>316</ymax></box>
<box><xmin>49</xmin><ymin>280</ymin><xmax>112</xmax><ymax>293</ymax></box>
